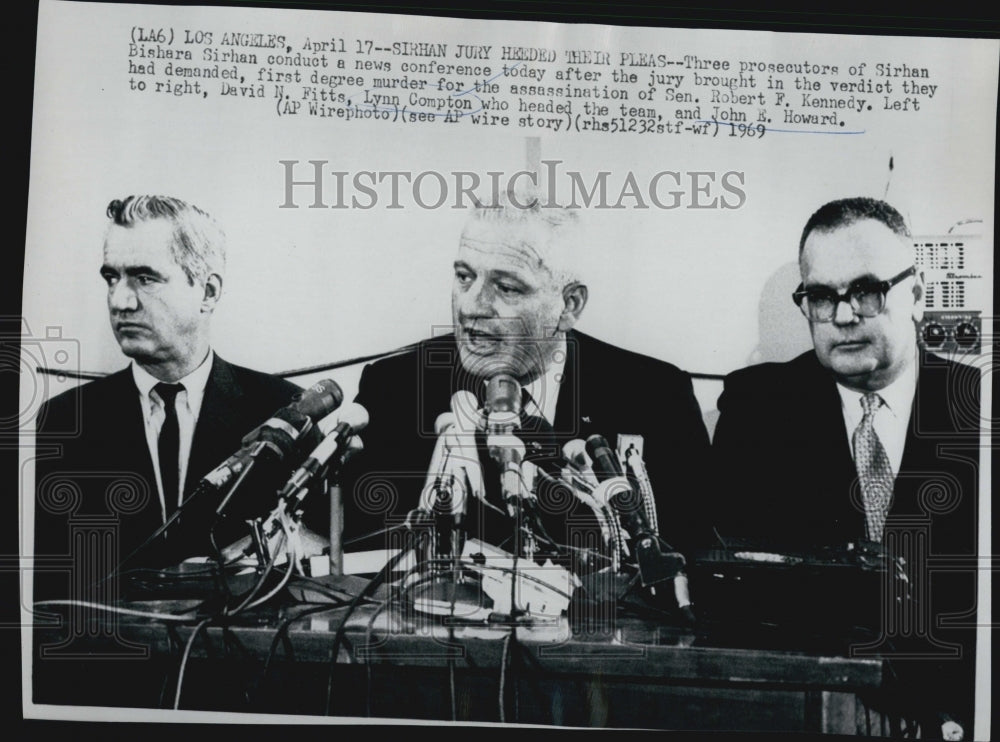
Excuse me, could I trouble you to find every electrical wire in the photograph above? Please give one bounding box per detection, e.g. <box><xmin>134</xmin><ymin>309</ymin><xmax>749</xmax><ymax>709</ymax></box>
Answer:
<box><xmin>324</xmin><ymin>544</ymin><xmax>417</xmax><ymax>715</ymax></box>
<box><xmin>237</xmin><ymin>513</ymin><xmax>302</xmax><ymax>612</ymax></box>
<box><xmin>253</xmin><ymin>602</ymin><xmax>347</xmax><ymax>706</ymax></box>
<box><xmin>208</xmin><ymin>457</ymin><xmax>259</xmax><ymax>556</ymax></box>
<box><xmin>105</xmin><ymin>479</ymin><xmax>221</xmax><ymax>585</ymax></box>
<box><xmin>118</xmin><ymin>554</ymin><xmax>248</xmax><ymax>579</ymax></box>
<box><xmin>222</xmin><ymin>529</ymin><xmax>286</xmax><ymax>617</ymax></box>
<box><xmin>288</xmin><ymin>573</ymin><xmax>380</xmax><ymax>604</ymax></box>
<box><xmin>173</xmin><ymin>616</ymin><xmax>213</xmax><ymax>709</ymax></box>
<box><xmin>343</xmin><ymin>522</ymin><xmax>407</xmax><ymax>548</ymax></box>
<box><xmin>498</xmin><ymin>629</ymin><xmax>513</xmax><ymax>723</ymax></box>
<box><xmin>33</xmin><ymin>599</ymin><xmax>199</xmax><ymax>622</ymax></box>
<box><xmin>173</xmin><ymin>515</ymin><xmax>303</xmax><ymax>710</ymax></box>
<box><xmin>362</xmin><ymin>595</ymin><xmax>392</xmax><ymax>717</ymax></box>
<box><xmin>447</xmin><ymin>554</ymin><xmax>460</xmax><ymax>723</ymax></box>
<box><xmin>242</xmin><ymin>558</ymin><xmax>295</xmax><ymax>613</ymax></box>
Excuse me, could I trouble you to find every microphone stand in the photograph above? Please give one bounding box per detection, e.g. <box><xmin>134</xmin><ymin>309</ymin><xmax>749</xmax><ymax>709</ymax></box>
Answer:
<box><xmin>328</xmin><ymin>480</ymin><xmax>343</xmax><ymax>577</ymax></box>
<box><xmin>102</xmin><ymin>444</ymin><xmax>269</xmax><ymax>596</ymax></box>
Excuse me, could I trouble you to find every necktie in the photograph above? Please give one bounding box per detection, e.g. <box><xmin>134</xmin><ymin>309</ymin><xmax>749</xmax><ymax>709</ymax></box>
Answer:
<box><xmin>852</xmin><ymin>392</ymin><xmax>894</xmax><ymax>542</ymax></box>
<box><xmin>521</xmin><ymin>387</ymin><xmax>536</xmax><ymax>425</ymax></box>
<box><xmin>154</xmin><ymin>382</ymin><xmax>184</xmax><ymax>522</ymax></box>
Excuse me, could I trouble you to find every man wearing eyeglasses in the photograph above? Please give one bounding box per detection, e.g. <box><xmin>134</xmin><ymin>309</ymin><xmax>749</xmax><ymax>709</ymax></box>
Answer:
<box><xmin>711</xmin><ymin>197</ymin><xmax>979</xmax><ymax>740</ymax></box>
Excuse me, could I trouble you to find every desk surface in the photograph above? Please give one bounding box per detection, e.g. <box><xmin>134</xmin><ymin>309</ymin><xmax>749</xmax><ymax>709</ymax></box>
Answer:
<box><xmin>31</xmin><ymin>564</ymin><xmax>890</xmax><ymax>731</ymax></box>
<box><xmin>71</xmin><ymin>601</ymin><xmax>882</xmax><ymax>687</ymax></box>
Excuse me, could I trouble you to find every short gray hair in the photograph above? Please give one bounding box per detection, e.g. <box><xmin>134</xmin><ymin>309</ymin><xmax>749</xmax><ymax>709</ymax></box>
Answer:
<box><xmin>106</xmin><ymin>195</ymin><xmax>226</xmax><ymax>284</ymax></box>
<box><xmin>465</xmin><ymin>186</ymin><xmax>585</xmax><ymax>288</ymax></box>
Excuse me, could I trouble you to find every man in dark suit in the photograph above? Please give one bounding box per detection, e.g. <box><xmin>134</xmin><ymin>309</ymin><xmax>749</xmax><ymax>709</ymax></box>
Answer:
<box><xmin>33</xmin><ymin>195</ymin><xmax>302</xmax><ymax>600</ymax></box>
<box><xmin>711</xmin><ymin>198</ymin><xmax>981</xmax><ymax>739</ymax></box>
<box><xmin>339</xmin><ymin>193</ymin><xmax>711</xmax><ymax>567</ymax></box>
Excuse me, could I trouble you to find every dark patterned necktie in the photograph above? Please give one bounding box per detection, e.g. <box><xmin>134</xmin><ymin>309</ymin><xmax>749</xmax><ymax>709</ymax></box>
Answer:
<box><xmin>852</xmin><ymin>392</ymin><xmax>893</xmax><ymax>542</ymax></box>
<box><xmin>154</xmin><ymin>382</ymin><xmax>184</xmax><ymax>522</ymax></box>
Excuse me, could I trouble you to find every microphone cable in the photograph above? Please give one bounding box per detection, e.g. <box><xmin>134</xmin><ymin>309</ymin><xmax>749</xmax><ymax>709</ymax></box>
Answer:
<box><xmin>31</xmin><ymin>599</ymin><xmax>200</xmax><ymax>623</ymax></box>
<box><xmin>97</xmin><ymin>474</ymin><xmax>240</xmax><ymax>594</ymax></box>
<box><xmin>342</xmin><ymin>522</ymin><xmax>409</xmax><ymax>548</ymax></box>
<box><xmin>252</xmin><ymin>601</ymin><xmax>353</xmax><ymax>708</ymax></box>
<box><xmin>324</xmin><ymin>544</ymin><xmax>416</xmax><ymax>715</ymax></box>
<box><xmin>498</xmin><ymin>627</ymin><xmax>520</xmax><ymax>723</ymax></box>
<box><xmin>173</xmin><ymin>515</ymin><xmax>300</xmax><ymax>710</ymax></box>
<box><xmin>220</xmin><ymin>524</ymin><xmax>288</xmax><ymax>617</ymax></box>
<box><xmin>362</xmin><ymin>594</ymin><xmax>393</xmax><ymax>718</ymax></box>
<box><xmin>172</xmin><ymin>615</ymin><xmax>214</xmax><ymax>709</ymax></box>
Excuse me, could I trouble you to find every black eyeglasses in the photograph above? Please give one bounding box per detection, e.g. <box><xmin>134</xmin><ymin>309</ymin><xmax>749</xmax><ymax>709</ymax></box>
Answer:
<box><xmin>792</xmin><ymin>266</ymin><xmax>916</xmax><ymax>323</ymax></box>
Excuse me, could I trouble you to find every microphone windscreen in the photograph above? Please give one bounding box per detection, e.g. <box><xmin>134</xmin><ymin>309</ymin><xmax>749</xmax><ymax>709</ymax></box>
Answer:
<box><xmin>484</xmin><ymin>374</ymin><xmax>521</xmax><ymax>414</ymax></box>
<box><xmin>435</xmin><ymin>412</ymin><xmax>456</xmax><ymax>436</ymax></box>
<box><xmin>293</xmin><ymin>378</ymin><xmax>344</xmax><ymax>419</ymax></box>
<box><xmin>486</xmin><ymin>434</ymin><xmax>526</xmax><ymax>467</ymax></box>
<box><xmin>563</xmin><ymin>439</ymin><xmax>591</xmax><ymax>469</ymax></box>
<box><xmin>586</xmin><ymin>434</ymin><xmax>624</xmax><ymax>480</ymax></box>
<box><xmin>245</xmin><ymin>406</ymin><xmax>310</xmax><ymax>446</ymax></box>
<box><xmin>318</xmin><ymin>402</ymin><xmax>369</xmax><ymax>435</ymax></box>
<box><xmin>450</xmin><ymin>390</ymin><xmax>483</xmax><ymax>432</ymax></box>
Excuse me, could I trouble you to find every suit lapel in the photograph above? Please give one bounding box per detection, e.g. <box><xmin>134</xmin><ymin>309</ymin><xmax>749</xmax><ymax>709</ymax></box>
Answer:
<box><xmin>553</xmin><ymin>331</ymin><xmax>583</xmax><ymax>438</ymax></box>
<box><xmin>800</xmin><ymin>354</ymin><xmax>866</xmax><ymax>535</ymax></box>
<box><xmin>105</xmin><ymin>368</ymin><xmax>156</xmax><ymax>482</ymax></box>
<box><xmin>895</xmin><ymin>355</ymin><xmax>950</xmax><ymax>516</ymax></box>
<box><xmin>185</xmin><ymin>355</ymin><xmax>244</xmax><ymax>493</ymax></box>
<box><xmin>100</xmin><ymin>367</ymin><xmax>163</xmax><ymax>540</ymax></box>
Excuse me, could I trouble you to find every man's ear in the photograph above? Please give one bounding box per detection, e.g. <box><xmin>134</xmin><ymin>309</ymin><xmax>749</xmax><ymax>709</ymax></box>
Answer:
<box><xmin>557</xmin><ymin>282</ymin><xmax>588</xmax><ymax>332</ymax></box>
<box><xmin>911</xmin><ymin>269</ymin><xmax>925</xmax><ymax>323</ymax></box>
<box><xmin>201</xmin><ymin>273</ymin><xmax>223</xmax><ymax>313</ymax></box>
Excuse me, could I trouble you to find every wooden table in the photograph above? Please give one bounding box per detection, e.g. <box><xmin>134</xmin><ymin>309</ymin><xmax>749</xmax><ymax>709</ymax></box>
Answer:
<box><xmin>31</xmin><ymin>592</ymin><xmax>889</xmax><ymax>733</ymax></box>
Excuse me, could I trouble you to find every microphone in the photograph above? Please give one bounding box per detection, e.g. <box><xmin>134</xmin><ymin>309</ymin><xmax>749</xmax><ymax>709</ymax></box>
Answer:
<box><xmin>406</xmin><ymin>392</ymin><xmax>487</xmax><ymax>534</ymax></box>
<box><xmin>276</xmin><ymin>402</ymin><xmax>370</xmax><ymax>509</ymax></box>
<box><xmin>622</xmin><ymin>441</ymin><xmax>659</xmax><ymax>541</ymax></box>
<box><xmin>418</xmin><ymin>412</ymin><xmax>467</xmax><ymax>517</ymax></box>
<box><xmin>202</xmin><ymin>379</ymin><xmax>344</xmax><ymax>494</ymax></box>
<box><xmin>486</xmin><ymin>433</ymin><xmax>527</xmax><ymax>515</ymax></box>
<box><xmin>484</xmin><ymin>374</ymin><xmax>521</xmax><ymax>434</ymax></box>
<box><xmin>585</xmin><ymin>435</ymin><xmax>678</xmax><ymax>588</ymax></box>
<box><xmin>420</xmin><ymin>411</ymin><xmax>473</xmax><ymax>559</ymax></box>
<box><xmin>562</xmin><ymin>439</ymin><xmax>593</xmax><ymax>478</ymax></box>
<box><xmin>585</xmin><ymin>434</ymin><xmax>693</xmax><ymax>621</ymax></box>
<box><xmin>562</xmin><ymin>438</ymin><xmax>625</xmax><ymax>563</ymax></box>
<box><xmin>417</xmin><ymin>388</ymin><xmax>489</xmax><ymax>515</ymax></box>
<box><xmin>447</xmin><ymin>391</ymin><xmax>487</xmax><ymax>504</ymax></box>
<box><xmin>450</xmin><ymin>389</ymin><xmax>485</xmax><ymax>433</ymax></box>
<box><xmin>585</xmin><ymin>434</ymin><xmax>651</xmax><ymax>537</ymax></box>
<box><xmin>115</xmin><ymin>380</ymin><xmax>344</xmax><ymax>573</ymax></box>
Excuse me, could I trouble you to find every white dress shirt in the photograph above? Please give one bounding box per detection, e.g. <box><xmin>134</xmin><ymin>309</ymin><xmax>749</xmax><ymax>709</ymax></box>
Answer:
<box><xmin>836</xmin><ymin>359</ymin><xmax>918</xmax><ymax>477</ymax></box>
<box><xmin>522</xmin><ymin>348</ymin><xmax>567</xmax><ymax>426</ymax></box>
<box><xmin>132</xmin><ymin>351</ymin><xmax>214</xmax><ymax>521</ymax></box>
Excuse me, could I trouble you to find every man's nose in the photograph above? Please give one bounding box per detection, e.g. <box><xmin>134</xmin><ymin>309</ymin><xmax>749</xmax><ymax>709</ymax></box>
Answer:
<box><xmin>831</xmin><ymin>296</ymin><xmax>859</xmax><ymax>326</ymax></box>
<box><xmin>460</xmin><ymin>279</ymin><xmax>496</xmax><ymax>318</ymax></box>
<box><xmin>108</xmin><ymin>280</ymin><xmax>138</xmax><ymax>312</ymax></box>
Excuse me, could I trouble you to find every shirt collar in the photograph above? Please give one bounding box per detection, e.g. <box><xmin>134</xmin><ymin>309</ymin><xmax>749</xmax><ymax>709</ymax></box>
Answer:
<box><xmin>523</xmin><ymin>341</ymin><xmax>567</xmax><ymax>424</ymax></box>
<box><xmin>836</xmin><ymin>354</ymin><xmax>918</xmax><ymax>419</ymax></box>
<box><xmin>132</xmin><ymin>350</ymin><xmax>214</xmax><ymax>406</ymax></box>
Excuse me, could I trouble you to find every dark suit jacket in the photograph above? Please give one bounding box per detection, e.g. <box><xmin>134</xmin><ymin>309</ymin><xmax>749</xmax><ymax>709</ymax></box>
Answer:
<box><xmin>33</xmin><ymin>354</ymin><xmax>302</xmax><ymax>594</ymax></box>
<box><xmin>711</xmin><ymin>350</ymin><xmax>981</xmax><ymax>732</ymax></box>
<box><xmin>334</xmin><ymin>331</ymin><xmax>712</xmax><ymax>559</ymax></box>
